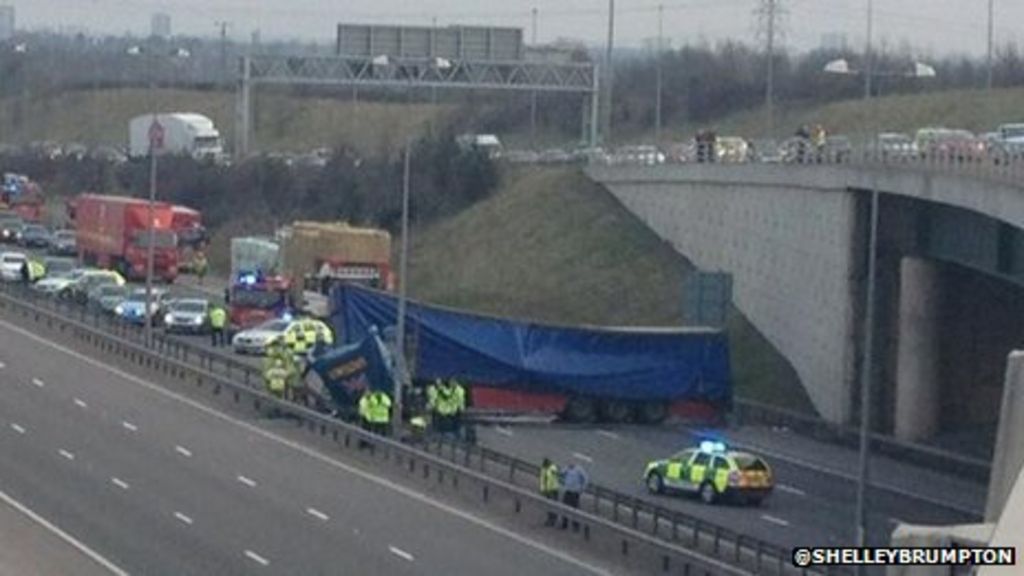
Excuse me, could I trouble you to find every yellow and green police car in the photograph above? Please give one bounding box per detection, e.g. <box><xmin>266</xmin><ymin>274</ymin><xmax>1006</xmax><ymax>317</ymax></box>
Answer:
<box><xmin>643</xmin><ymin>441</ymin><xmax>774</xmax><ymax>506</ymax></box>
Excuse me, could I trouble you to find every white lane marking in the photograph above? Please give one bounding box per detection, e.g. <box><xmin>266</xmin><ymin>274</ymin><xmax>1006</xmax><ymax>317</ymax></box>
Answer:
<box><xmin>9</xmin><ymin>423</ymin><xmax>25</xmax><ymax>434</ymax></box>
<box><xmin>121</xmin><ymin>421</ymin><xmax>138</xmax><ymax>432</ymax></box>
<box><xmin>237</xmin><ymin>475</ymin><xmax>257</xmax><ymax>488</ymax></box>
<box><xmin>494</xmin><ymin>426</ymin><xmax>514</xmax><ymax>437</ymax></box>
<box><xmin>776</xmin><ymin>484</ymin><xmax>806</xmax><ymax>497</ymax></box>
<box><xmin>31</xmin><ymin>378</ymin><xmax>44</xmax><ymax>388</ymax></box>
<box><xmin>572</xmin><ymin>452</ymin><xmax>593</xmax><ymax>463</ymax></box>
<box><xmin>0</xmin><ymin>488</ymin><xmax>129</xmax><ymax>575</ymax></box>
<box><xmin>761</xmin><ymin>514</ymin><xmax>790</xmax><ymax>527</ymax></box>
<box><xmin>1</xmin><ymin>320</ymin><xmax>622</xmax><ymax>576</ymax></box>
<box><xmin>388</xmin><ymin>546</ymin><xmax>415</xmax><ymax>562</ymax></box>
<box><xmin>58</xmin><ymin>449</ymin><xmax>75</xmax><ymax>461</ymax></box>
<box><xmin>174</xmin><ymin>445</ymin><xmax>192</xmax><ymax>458</ymax></box>
<box><xmin>306</xmin><ymin>507</ymin><xmax>329</xmax><ymax>522</ymax></box>
<box><xmin>174</xmin><ymin>512</ymin><xmax>193</xmax><ymax>525</ymax></box>
<box><xmin>595</xmin><ymin>429</ymin><xmax>620</xmax><ymax>440</ymax></box>
<box><xmin>244</xmin><ymin>550</ymin><xmax>269</xmax><ymax>567</ymax></box>
<box><xmin>73</xmin><ymin>398</ymin><xmax>88</xmax><ymax>409</ymax></box>
<box><xmin>0</xmin><ymin>361</ymin><xmax>6</xmax><ymax>368</ymax></box>
<box><xmin>110</xmin><ymin>477</ymin><xmax>129</xmax><ymax>490</ymax></box>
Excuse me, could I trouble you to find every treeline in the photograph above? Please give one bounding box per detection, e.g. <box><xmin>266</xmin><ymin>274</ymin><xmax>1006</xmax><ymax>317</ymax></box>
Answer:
<box><xmin>0</xmin><ymin>129</ymin><xmax>499</xmax><ymax>233</ymax></box>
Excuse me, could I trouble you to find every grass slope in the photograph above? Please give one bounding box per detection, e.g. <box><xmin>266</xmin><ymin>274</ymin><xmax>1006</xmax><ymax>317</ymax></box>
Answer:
<box><xmin>0</xmin><ymin>88</ymin><xmax>451</xmax><ymax>154</ymax></box>
<box><xmin>408</xmin><ymin>166</ymin><xmax>815</xmax><ymax>413</ymax></box>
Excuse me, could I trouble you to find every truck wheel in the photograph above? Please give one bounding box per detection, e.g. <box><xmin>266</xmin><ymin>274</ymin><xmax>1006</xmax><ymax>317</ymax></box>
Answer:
<box><xmin>635</xmin><ymin>401</ymin><xmax>669</xmax><ymax>425</ymax></box>
<box><xmin>598</xmin><ymin>399</ymin><xmax>632</xmax><ymax>423</ymax></box>
<box><xmin>563</xmin><ymin>396</ymin><xmax>596</xmax><ymax>423</ymax></box>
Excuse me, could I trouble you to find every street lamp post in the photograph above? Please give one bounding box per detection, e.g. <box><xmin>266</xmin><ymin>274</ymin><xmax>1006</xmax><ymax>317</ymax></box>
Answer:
<box><xmin>823</xmin><ymin>51</ymin><xmax>935</xmax><ymax>563</ymax></box>
<box><xmin>392</xmin><ymin>139</ymin><xmax>412</xmax><ymax>436</ymax></box>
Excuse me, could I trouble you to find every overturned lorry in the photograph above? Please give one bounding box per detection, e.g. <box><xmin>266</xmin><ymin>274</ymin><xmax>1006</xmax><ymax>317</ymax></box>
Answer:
<box><xmin>327</xmin><ymin>285</ymin><xmax>732</xmax><ymax>424</ymax></box>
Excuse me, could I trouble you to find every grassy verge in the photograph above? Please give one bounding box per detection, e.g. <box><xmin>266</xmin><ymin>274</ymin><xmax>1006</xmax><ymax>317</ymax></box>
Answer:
<box><xmin>408</xmin><ymin>165</ymin><xmax>816</xmax><ymax>414</ymax></box>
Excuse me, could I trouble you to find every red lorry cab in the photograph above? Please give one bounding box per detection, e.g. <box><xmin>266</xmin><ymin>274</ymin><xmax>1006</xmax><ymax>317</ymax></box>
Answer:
<box><xmin>74</xmin><ymin>194</ymin><xmax>179</xmax><ymax>282</ymax></box>
<box><xmin>228</xmin><ymin>272</ymin><xmax>292</xmax><ymax>330</ymax></box>
<box><xmin>170</xmin><ymin>205</ymin><xmax>207</xmax><ymax>268</ymax></box>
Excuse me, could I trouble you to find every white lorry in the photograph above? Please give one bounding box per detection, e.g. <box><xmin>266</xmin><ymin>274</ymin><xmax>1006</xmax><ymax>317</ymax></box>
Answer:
<box><xmin>128</xmin><ymin>113</ymin><xmax>224</xmax><ymax>160</ymax></box>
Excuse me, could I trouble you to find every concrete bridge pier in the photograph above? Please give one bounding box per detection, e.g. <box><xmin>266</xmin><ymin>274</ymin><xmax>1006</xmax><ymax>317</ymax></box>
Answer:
<box><xmin>894</xmin><ymin>257</ymin><xmax>944</xmax><ymax>442</ymax></box>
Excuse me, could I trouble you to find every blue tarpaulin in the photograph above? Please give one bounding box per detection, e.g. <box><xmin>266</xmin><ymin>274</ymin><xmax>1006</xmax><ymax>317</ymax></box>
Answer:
<box><xmin>310</xmin><ymin>327</ymin><xmax>394</xmax><ymax>407</ymax></box>
<box><xmin>330</xmin><ymin>285</ymin><xmax>731</xmax><ymax>404</ymax></box>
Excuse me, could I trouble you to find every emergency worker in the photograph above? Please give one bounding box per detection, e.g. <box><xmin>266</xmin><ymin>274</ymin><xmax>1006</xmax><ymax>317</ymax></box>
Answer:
<box><xmin>209</xmin><ymin>305</ymin><xmax>227</xmax><ymax>347</ymax></box>
<box><xmin>539</xmin><ymin>458</ymin><xmax>561</xmax><ymax>526</ymax></box>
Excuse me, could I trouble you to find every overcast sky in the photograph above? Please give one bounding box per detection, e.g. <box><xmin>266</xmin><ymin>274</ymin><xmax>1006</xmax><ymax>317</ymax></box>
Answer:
<box><xmin>6</xmin><ymin>0</ymin><xmax>1022</xmax><ymax>57</ymax></box>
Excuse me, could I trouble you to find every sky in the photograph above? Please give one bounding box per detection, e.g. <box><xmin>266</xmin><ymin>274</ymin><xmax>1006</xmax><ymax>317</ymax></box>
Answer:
<box><xmin>5</xmin><ymin>0</ymin><xmax>1022</xmax><ymax>57</ymax></box>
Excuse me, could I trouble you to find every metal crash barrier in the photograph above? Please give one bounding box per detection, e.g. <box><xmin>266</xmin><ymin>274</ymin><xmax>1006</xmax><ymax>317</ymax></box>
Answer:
<box><xmin>0</xmin><ymin>283</ymin><xmax>849</xmax><ymax>576</ymax></box>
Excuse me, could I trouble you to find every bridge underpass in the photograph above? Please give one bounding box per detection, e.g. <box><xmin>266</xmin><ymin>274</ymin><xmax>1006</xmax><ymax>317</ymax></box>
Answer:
<box><xmin>587</xmin><ymin>164</ymin><xmax>1024</xmax><ymax>454</ymax></box>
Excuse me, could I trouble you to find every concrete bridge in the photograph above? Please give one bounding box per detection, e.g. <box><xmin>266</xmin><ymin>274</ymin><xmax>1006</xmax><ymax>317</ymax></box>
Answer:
<box><xmin>587</xmin><ymin>163</ymin><xmax>1024</xmax><ymax>443</ymax></box>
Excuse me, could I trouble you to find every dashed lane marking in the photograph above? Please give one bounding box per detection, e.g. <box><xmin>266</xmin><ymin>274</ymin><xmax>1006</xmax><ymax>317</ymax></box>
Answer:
<box><xmin>776</xmin><ymin>484</ymin><xmax>806</xmax><ymax>497</ymax></box>
<box><xmin>31</xmin><ymin>378</ymin><xmax>44</xmax><ymax>388</ymax></box>
<box><xmin>761</xmin><ymin>514</ymin><xmax>790</xmax><ymax>527</ymax></box>
<box><xmin>237</xmin><ymin>475</ymin><xmax>257</xmax><ymax>488</ymax></box>
<box><xmin>9</xmin><ymin>423</ymin><xmax>24</xmax><ymax>434</ymax></box>
<box><xmin>58</xmin><ymin>449</ymin><xmax>75</xmax><ymax>461</ymax></box>
<box><xmin>174</xmin><ymin>445</ymin><xmax>192</xmax><ymax>458</ymax></box>
<box><xmin>110</xmin><ymin>478</ymin><xmax>129</xmax><ymax>490</ymax></box>
<box><xmin>572</xmin><ymin>452</ymin><xmax>593</xmax><ymax>463</ymax></box>
<box><xmin>494</xmin><ymin>426</ymin><xmax>514</xmax><ymax>437</ymax></box>
<box><xmin>73</xmin><ymin>398</ymin><xmax>88</xmax><ymax>409</ymax></box>
<box><xmin>122</xmin><ymin>421</ymin><xmax>138</xmax><ymax>432</ymax></box>
<box><xmin>388</xmin><ymin>546</ymin><xmax>415</xmax><ymax>562</ymax></box>
<box><xmin>595</xmin><ymin>430</ymin><xmax>620</xmax><ymax>440</ymax></box>
<box><xmin>306</xmin><ymin>507</ymin><xmax>329</xmax><ymax>522</ymax></box>
<box><xmin>174</xmin><ymin>512</ymin><xmax>193</xmax><ymax>525</ymax></box>
<box><xmin>244</xmin><ymin>550</ymin><xmax>269</xmax><ymax>567</ymax></box>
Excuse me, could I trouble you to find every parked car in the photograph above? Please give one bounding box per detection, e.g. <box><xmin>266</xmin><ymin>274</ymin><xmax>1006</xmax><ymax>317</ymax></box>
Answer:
<box><xmin>18</xmin><ymin>224</ymin><xmax>51</xmax><ymax>248</ymax></box>
<box><xmin>0</xmin><ymin>251</ymin><xmax>27</xmax><ymax>281</ymax></box>
<box><xmin>0</xmin><ymin>216</ymin><xmax>24</xmax><ymax>244</ymax></box>
<box><xmin>49</xmin><ymin>230</ymin><xmax>77</xmax><ymax>256</ymax></box>
<box><xmin>87</xmin><ymin>283</ymin><xmax>128</xmax><ymax>313</ymax></box>
<box><xmin>34</xmin><ymin>267</ymin><xmax>86</xmax><ymax>296</ymax></box>
<box><xmin>875</xmin><ymin>133</ymin><xmax>917</xmax><ymax>161</ymax></box>
<box><xmin>60</xmin><ymin>269</ymin><xmax>126</xmax><ymax>303</ymax></box>
<box><xmin>42</xmin><ymin>257</ymin><xmax>76</xmax><ymax>278</ymax></box>
<box><xmin>115</xmin><ymin>288</ymin><xmax>170</xmax><ymax>326</ymax></box>
<box><xmin>163</xmin><ymin>298</ymin><xmax>211</xmax><ymax>334</ymax></box>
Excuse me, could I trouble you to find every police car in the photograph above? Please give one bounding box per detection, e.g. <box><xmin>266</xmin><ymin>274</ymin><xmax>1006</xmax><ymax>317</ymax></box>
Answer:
<box><xmin>643</xmin><ymin>441</ymin><xmax>774</xmax><ymax>506</ymax></box>
<box><xmin>232</xmin><ymin>316</ymin><xmax>333</xmax><ymax>355</ymax></box>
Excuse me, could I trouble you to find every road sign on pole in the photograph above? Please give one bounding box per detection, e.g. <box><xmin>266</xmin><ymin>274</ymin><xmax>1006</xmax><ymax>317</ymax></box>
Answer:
<box><xmin>148</xmin><ymin>118</ymin><xmax>164</xmax><ymax>151</ymax></box>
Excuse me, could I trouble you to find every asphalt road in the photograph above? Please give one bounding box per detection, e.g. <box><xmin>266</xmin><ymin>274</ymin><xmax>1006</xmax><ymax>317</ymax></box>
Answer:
<box><xmin>0</xmin><ymin>318</ymin><xmax>618</xmax><ymax>576</ymax></box>
<box><xmin>12</xmin><ymin>266</ymin><xmax>988</xmax><ymax>557</ymax></box>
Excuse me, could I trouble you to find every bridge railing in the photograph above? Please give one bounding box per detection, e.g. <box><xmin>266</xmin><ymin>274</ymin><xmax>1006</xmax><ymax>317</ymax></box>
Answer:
<box><xmin>1</xmin><ymin>284</ymin><xmax>844</xmax><ymax>576</ymax></box>
<box><xmin>594</xmin><ymin>142</ymin><xmax>1024</xmax><ymax>189</ymax></box>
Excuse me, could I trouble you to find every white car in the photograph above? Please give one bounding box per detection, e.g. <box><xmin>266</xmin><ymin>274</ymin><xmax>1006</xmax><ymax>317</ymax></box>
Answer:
<box><xmin>164</xmin><ymin>299</ymin><xmax>210</xmax><ymax>334</ymax></box>
<box><xmin>33</xmin><ymin>268</ymin><xmax>85</xmax><ymax>295</ymax></box>
<box><xmin>232</xmin><ymin>317</ymin><xmax>333</xmax><ymax>355</ymax></box>
<box><xmin>0</xmin><ymin>251</ymin><xmax>27</xmax><ymax>282</ymax></box>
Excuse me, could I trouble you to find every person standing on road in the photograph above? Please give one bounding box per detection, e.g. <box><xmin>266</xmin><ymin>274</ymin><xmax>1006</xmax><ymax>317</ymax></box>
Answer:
<box><xmin>193</xmin><ymin>251</ymin><xmax>208</xmax><ymax>286</ymax></box>
<box><xmin>560</xmin><ymin>463</ymin><xmax>589</xmax><ymax>531</ymax></box>
<box><xmin>539</xmin><ymin>458</ymin><xmax>561</xmax><ymax>527</ymax></box>
<box><xmin>209</xmin><ymin>304</ymin><xmax>227</xmax><ymax>347</ymax></box>
<box><xmin>359</xmin><ymin>389</ymin><xmax>392</xmax><ymax>437</ymax></box>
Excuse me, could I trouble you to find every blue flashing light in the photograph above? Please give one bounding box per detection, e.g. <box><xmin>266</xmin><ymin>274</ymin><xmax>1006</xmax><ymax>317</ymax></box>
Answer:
<box><xmin>236</xmin><ymin>270</ymin><xmax>263</xmax><ymax>286</ymax></box>
<box><xmin>280</xmin><ymin>311</ymin><xmax>294</xmax><ymax>322</ymax></box>
<box><xmin>699</xmin><ymin>440</ymin><xmax>727</xmax><ymax>454</ymax></box>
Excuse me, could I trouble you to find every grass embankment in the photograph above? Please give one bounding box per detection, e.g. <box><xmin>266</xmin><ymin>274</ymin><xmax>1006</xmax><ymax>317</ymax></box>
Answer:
<box><xmin>0</xmin><ymin>88</ymin><xmax>452</xmax><ymax>154</ymax></box>
<box><xmin>408</xmin><ymin>166</ymin><xmax>815</xmax><ymax>413</ymax></box>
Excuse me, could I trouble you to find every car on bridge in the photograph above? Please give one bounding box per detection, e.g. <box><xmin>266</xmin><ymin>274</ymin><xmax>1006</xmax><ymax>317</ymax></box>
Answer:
<box><xmin>643</xmin><ymin>441</ymin><xmax>773</xmax><ymax>506</ymax></box>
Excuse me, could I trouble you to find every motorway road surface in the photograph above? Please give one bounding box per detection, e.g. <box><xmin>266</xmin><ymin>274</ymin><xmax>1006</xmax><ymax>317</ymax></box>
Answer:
<box><xmin>0</xmin><ymin>318</ymin><xmax>620</xmax><ymax>575</ymax></box>
<box><xmin>18</xmin><ymin>269</ymin><xmax>989</xmax><ymax>555</ymax></box>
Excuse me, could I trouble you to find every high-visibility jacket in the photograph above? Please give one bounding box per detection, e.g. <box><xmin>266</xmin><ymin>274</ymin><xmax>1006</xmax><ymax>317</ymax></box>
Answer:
<box><xmin>209</xmin><ymin>307</ymin><xmax>227</xmax><ymax>329</ymax></box>
<box><xmin>359</xmin><ymin>391</ymin><xmax>391</xmax><ymax>424</ymax></box>
<box><xmin>27</xmin><ymin>260</ymin><xmax>45</xmax><ymax>282</ymax></box>
<box><xmin>426</xmin><ymin>381</ymin><xmax>441</xmax><ymax>412</ymax></box>
<box><xmin>540</xmin><ymin>463</ymin><xmax>560</xmax><ymax>494</ymax></box>
<box><xmin>449</xmin><ymin>380</ymin><xmax>466</xmax><ymax>413</ymax></box>
<box><xmin>263</xmin><ymin>360</ymin><xmax>288</xmax><ymax>394</ymax></box>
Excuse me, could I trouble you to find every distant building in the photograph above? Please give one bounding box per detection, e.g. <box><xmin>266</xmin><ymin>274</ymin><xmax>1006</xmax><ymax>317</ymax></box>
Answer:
<box><xmin>820</xmin><ymin>32</ymin><xmax>848</xmax><ymax>52</ymax></box>
<box><xmin>0</xmin><ymin>5</ymin><xmax>14</xmax><ymax>41</ymax></box>
<box><xmin>151</xmin><ymin>12</ymin><xmax>171</xmax><ymax>39</ymax></box>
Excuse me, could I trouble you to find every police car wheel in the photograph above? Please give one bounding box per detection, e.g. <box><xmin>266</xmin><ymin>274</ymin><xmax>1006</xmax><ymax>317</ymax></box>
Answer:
<box><xmin>646</xmin><ymin>472</ymin><xmax>664</xmax><ymax>494</ymax></box>
<box><xmin>699</xmin><ymin>482</ymin><xmax>717</xmax><ymax>504</ymax></box>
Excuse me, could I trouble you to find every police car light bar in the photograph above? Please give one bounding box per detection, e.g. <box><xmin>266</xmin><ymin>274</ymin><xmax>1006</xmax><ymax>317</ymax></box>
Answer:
<box><xmin>699</xmin><ymin>440</ymin><xmax>727</xmax><ymax>453</ymax></box>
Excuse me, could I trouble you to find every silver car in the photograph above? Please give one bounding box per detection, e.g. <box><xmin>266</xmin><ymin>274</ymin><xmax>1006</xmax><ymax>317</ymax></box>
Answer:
<box><xmin>163</xmin><ymin>299</ymin><xmax>211</xmax><ymax>334</ymax></box>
